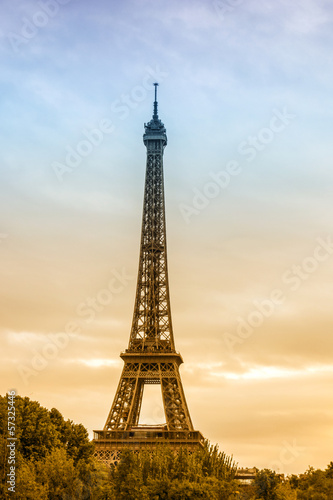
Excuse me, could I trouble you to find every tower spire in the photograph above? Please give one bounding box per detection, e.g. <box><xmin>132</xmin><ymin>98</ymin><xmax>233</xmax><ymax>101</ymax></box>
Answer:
<box><xmin>153</xmin><ymin>82</ymin><xmax>158</xmax><ymax>120</ymax></box>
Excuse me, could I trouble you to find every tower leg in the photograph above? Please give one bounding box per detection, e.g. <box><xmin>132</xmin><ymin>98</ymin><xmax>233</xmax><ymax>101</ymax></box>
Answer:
<box><xmin>128</xmin><ymin>378</ymin><xmax>144</xmax><ymax>427</ymax></box>
<box><xmin>161</xmin><ymin>363</ymin><xmax>193</xmax><ymax>431</ymax></box>
<box><xmin>104</xmin><ymin>369</ymin><xmax>138</xmax><ymax>431</ymax></box>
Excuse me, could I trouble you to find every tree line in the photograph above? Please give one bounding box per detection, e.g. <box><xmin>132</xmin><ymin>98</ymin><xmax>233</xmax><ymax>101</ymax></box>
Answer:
<box><xmin>0</xmin><ymin>395</ymin><xmax>332</xmax><ymax>499</ymax></box>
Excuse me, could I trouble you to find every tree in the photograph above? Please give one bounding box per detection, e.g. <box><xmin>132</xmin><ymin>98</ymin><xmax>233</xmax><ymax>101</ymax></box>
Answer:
<box><xmin>110</xmin><ymin>449</ymin><xmax>148</xmax><ymax>500</ymax></box>
<box><xmin>254</xmin><ymin>469</ymin><xmax>281</xmax><ymax>500</ymax></box>
<box><xmin>0</xmin><ymin>395</ymin><xmax>248</xmax><ymax>499</ymax></box>
<box><xmin>325</xmin><ymin>462</ymin><xmax>333</xmax><ymax>479</ymax></box>
<box><xmin>108</xmin><ymin>444</ymin><xmax>238</xmax><ymax>499</ymax></box>
<box><xmin>10</xmin><ymin>397</ymin><xmax>60</xmax><ymax>460</ymax></box>
<box><xmin>36</xmin><ymin>447</ymin><xmax>84</xmax><ymax>499</ymax></box>
<box><xmin>0</xmin><ymin>395</ymin><xmax>110</xmax><ymax>499</ymax></box>
<box><xmin>15</xmin><ymin>453</ymin><xmax>49</xmax><ymax>500</ymax></box>
<box><xmin>275</xmin><ymin>482</ymin><xmax>297</xmax><ymax>500</ymax></box>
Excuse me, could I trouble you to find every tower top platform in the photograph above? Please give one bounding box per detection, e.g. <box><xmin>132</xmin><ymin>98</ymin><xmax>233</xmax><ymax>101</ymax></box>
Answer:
<box><xmin>143</xmin><ymin>82</ymin><xmax>167</xmax><ymax>145</ymax></box>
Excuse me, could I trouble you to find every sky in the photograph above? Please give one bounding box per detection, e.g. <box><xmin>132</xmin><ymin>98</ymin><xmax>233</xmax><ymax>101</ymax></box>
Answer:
<box><xmin>1</xmin><ymin>0</ymin><xmax>333</xmax><ymax>475</ymax></box>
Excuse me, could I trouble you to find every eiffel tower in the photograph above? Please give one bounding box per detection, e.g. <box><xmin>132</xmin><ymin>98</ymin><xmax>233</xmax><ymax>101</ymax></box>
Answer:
<box><xmin>93</xmin><ymin>84</ymin><xmax>204</xmax><ymax>465</ymax></box>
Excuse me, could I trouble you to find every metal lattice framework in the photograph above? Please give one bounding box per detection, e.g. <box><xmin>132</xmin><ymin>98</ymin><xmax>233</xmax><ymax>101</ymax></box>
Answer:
<box><xmin>93</xmin><ymin>84</ymin><xmax>204</xmax><ymax>464</ymax></box>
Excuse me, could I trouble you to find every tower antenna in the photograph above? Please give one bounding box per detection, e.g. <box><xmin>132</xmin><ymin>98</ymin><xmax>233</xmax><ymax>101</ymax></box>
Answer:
<box><xmin>153</xmin><ymin>82</ymin><xmax>159</xmax><ymax>119</ymax></box>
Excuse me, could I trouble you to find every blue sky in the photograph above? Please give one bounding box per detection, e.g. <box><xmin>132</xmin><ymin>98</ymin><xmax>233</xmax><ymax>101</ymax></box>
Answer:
<box><xmin>1</xmin><ymin>0</ymin><xmax>333</xmax><ymax>474</ymax></box>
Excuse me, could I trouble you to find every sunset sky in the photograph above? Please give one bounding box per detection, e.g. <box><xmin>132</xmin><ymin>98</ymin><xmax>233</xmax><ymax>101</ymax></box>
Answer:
<box><xmin>1</xmin><ymin>0</ymin><xmax>333</xmax><ymax>475</ymax></box>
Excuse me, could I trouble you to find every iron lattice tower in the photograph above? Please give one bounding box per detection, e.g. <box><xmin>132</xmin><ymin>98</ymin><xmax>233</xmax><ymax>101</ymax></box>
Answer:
<box><xmin>93</xmin><ymin>84</ymin><xmax>204</xmax><ymax>465</ymax></box>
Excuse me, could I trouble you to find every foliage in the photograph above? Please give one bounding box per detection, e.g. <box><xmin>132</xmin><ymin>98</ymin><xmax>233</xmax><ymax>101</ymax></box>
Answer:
<box><xmin>109</xmin><ymin>443</ymin><xmax>238</xmax><ymax>499</ymax></box>
<box><xmin>0</xmin><ymin>394</ymin><xmax>111</xmax><ymax>499</ymax></box>
<box><xmin>1</xmin><ymin>395</ymin><xmax>237</xmax><ymax>499</ymax></box>
<box><xmin>291</xmin><ymin>465</ymin><xmax>333</xmax><ymax>500</ymax></box>
<box><xmin>1</xmin><ymin>394</ymin><xmax>333</xmax><ymax>499</ymax></box>
<box><xmin>250</xmin><ymin>464</ymin><xmax>333</xmax><ymax>500</ymax></box>
<box><xmin>253</xmin><ymin>469</ymin><xmax>282</xmax><ymax>500</ymax></box>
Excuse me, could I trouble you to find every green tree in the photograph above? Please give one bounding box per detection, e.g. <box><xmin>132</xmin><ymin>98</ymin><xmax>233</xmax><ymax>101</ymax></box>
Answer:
<box><xmin>254</xmin><ymin>469</ymin><xmax>281</xmax><ymax>500</ymax></box>
<box><xmin>36</xmin><ymin>447</ymin><xmax>83</xmax><ymax>499</ymax></box>
<box><xmin>77</xmin><ymin>457</ymin><xmax>114</xmax><ymax>499</ymax></box>
<box><xmin>0</xmin><ymin>395</ymin><xmax>246</xmax><ymax>499</ymax></box>
<box><xmin>0</xmin><ymin>395</ymin><xmax>111</xmax><ymax>499</ymax></box>
<box><xmin>146</xmin><ymin>478</ymin><xmax>171</xmax><ymax>500</ymax></box>
<box><xmin>109</xmin><ymin>444</ymin><xmax>237</xmax><ymax>499</ymax></box>
<box><xmin>325</xmin><ymin>462</ymin><xmax>333</xmax><ymax>479</ymax></box>
<box><xmin>110</xmin><ymin>448</ymin><xmax>148</xmax><ymax>500</ymax></box>
<box><xmin>275</xmin><ymin>482</ymin><xmax>297</xmax><ymax>500</ymax></box>
<box><xmin>288</xmin><ymin>475</ymin><xmax>299</xmax><ymax>489</ymax></box>
<box><xmin>49</xmin><ymin>407</ymin><xmax>94</xmax><ymax>463</ymax></box>
<box><xmin>15</xmin><ymin>453</ymin><xmax>48</xmax><ymax>500</ymax></box>
<box><xmin>12</xmin><ymin>397</ymin><xmax>60</xmax><ymax>460</ymax></box>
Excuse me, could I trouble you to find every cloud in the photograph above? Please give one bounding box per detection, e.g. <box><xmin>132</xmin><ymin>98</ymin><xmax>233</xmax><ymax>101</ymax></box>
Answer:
<box><xmin>1</xmin><ymin>0</ymin><xmax>333</xmax><ymax>475</ymax></box>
